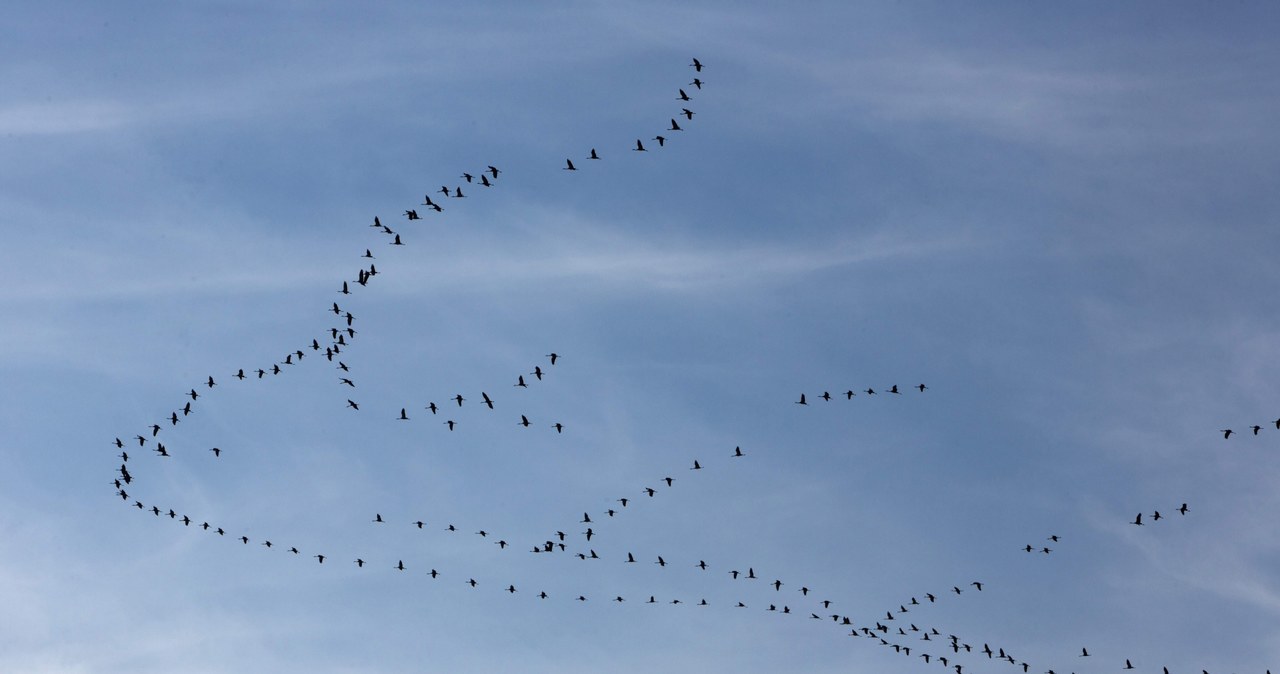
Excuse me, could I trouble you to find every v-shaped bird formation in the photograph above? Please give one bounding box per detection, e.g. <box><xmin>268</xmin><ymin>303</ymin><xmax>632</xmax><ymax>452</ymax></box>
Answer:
<box><xmin>105</xmin><ymin>57</ymin><xmax>1264</xmax><ymax>674</ymax></box>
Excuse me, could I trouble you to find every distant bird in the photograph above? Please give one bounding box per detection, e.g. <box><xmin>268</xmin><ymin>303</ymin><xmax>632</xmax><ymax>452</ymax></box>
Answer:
<box><xmin>917</xmin><ymin>383</ymin><xmax>927</xmax><ymax>392</ymax></box>
<box><xmin>373</xmin><ymin>514</ymin><xmax>384</xmax><ymax>523</ymax></box>
<box><xmin>1222</xmin><ymin>429</ymin><xmax>1234</xmax><ymax>439</ymax></box>
<box><xmin>691</xmin><ymin>57</ymin><xmax>703</xmax><ymax>71</ymax></box>
<box><xmin>481</xmin><ymin>392</ymin><xmax>494</xmax><ymax>409</ymax></box>
<box><xmin>971</xmin><ymin>581</ymin><xmax>983</xmax><ymax>591</ymax></box>
<box><xmin>532</xmin><ymin>366</ymin><xmax>544</xmax><ymax>380</ymax></box>
<box><xmin>1179</xmin><ymin>503</ymin><xmax>1189</xmax><ymax>515</ymax></box>
<box><xmin>690</xmin><ymin>78</ymin><xmax>703</xmax><ymax>89</ymax></box>
<box><xmin>733</xmin><ymin>446</ymin><xmax>744</xmax><ymax>457</ymax></box>
<box><xmin>426</xmin><ymin>402</ymin><xmax>438</xmax><ymax>414</ymax></box>
<box><xmin>1079</xmin><ymin>647</ymin><xmax>1090</xmax><ymax>657</ymax></box>
<box><xmin>552</xmin><ymin>422</ymin><xmax>564</xmax><ymax>433</ymax></box>
<box><xmin>691</xmin><ymin>460</ymin><xmax>702</xmax><ymax>470</ymax></box>
<box><xmin>845</xmin><ymin>390</ymin><xmax>855</xmax><ymax>399</ymax></box>
<box><xmin>821</xmin><ymin>391</ymin><xmax>831</xmax><ymax>401</ymax></box>
<box><xmin>633</xmin><ymin>139</ymin><xmax>647</xmax><ymax>152</ymax></box>
<box><xmin>1152</xmin><ymin>510</ymin><xmax>1162</xmax><ymax>521</ymax></box>
<box><xmin>396</xmin><ymin>560</ymin><xmax>406</xmax><ymax>571</ymax></box>
<box><xmin>1252</xmin><ymin>425</ymin><xmax>1263</xmax><ymax>435</ymax></box>
<box><xmin>547</xmin><ymin>353</ymin><xmax>559</xmax><ymax>365</ymax></box>
<box><xmin>363</xmin><ymin>249</ymin><xmax>374</xmax><ymax>258</ymax></box>
<box><xmin>564</xmin><ymin>159</ymin><xmax>577</xmax><ymax>171</ymax></box>
<box><xmin>461</xmin><ymin>172</ymin><xmax>473</xmax><ymax>183</ymax></box>
<box><xmin>519</xmin><ymin>415</ymin><xmax>531</xmax><ymax>427</ymax></box>
<box><xmin>864</xmin><ymin>388</ymin><xmax>876</xmax><ymax>395</ymax></box>
<box><xmin>454</xmin><ymin>187</ymin><xmax>465</xmax><ymax>198</ymax></box>
<box><xmin>888</xmin><ymin>385</ymin><xmax>900</xmax><ymax>394</ymax></box>
<box><xmin>681</xmin><ymin>108</ymin><xmax>695</xmax><ymax>120</ymax></box>
<box><xmin>796</xmin><ymin>393</ymin><xmax>808</xmax><ymax>405</ymax></box>
<box><xmin>1132</xmin><ymin>512</ymin><xmax>1143</xmax><ymax>526</ymax></box>
<box><xmin>347</xmin><ymin>400</ymin><xmax>359</xmax><ymax>410</ymax></box>
<box><xmin>515</xmin><ymin>375</ymin><xmax>527</xmax><ymax>388</ymax></box>
<box><xmin>398</xmin><ymin>408</ymin><xmax>409</xmax><ymax>421</ymax></box>
<box><xmin>444</xmin><ymin>420</ymin><xmax>456</xmax><ymax>431</ymax></box>
<box><xmin>454</xmin><ymin>394</ymin><xmax>465</xmax><ymax>407</ymax></box>
<box><xmin>355</xmin><ymin>559</ymin><xmax>364</xmax><ymax>568</ymax></box>
<box><xmin>487</xmin><ymin>165</ymin><xmax>500</xmax><ymax>179</ymax></box>
<box><xmin>391</xmin><ymin>234</ymin><xmax>404</xmax><ymax>246</ymax></box>
<box><xmin>479</xmin><ymin>175</ymin><xmax>491</xmax><ymax>187</ymax></box>
<box><xmin>404</xmin><ymin>210</ymin><xmax>419</xmax><ymax>220</ymax></box>
<box><xmin>206</xmin><ymin>376</ymin><xmax>216</xmax><ymax>388</ymax></box>
<box><xmin>669</xmin><ymin>118</ymin><xmax>682</xmax><ymax>131</ymax></box>
<box><xmin>209</xmin><ymin>447</ymin><xmax>221</xmax><ymax>457</ymax></box>
<box><xmin>678</xmin><ymin>88</ymin><xmax>691</xmax><ymax>101</ymax></box>
<box><xmin>589</xmin><ymin>148</ymin><xmax>600</xmax><ymax>160</ymax></box>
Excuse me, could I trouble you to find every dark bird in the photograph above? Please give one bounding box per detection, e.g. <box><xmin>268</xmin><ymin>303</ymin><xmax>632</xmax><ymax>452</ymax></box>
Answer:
<box><xmin>653</xmin><ymin>135</ymin><xmax>666</xmax><ymax>146</ymax></box>
<box><xmin>821</xmin><ymin>391</ymin><xmax>831</xmax><ymax>401</ymax></box>
<box><xmin>206</xmin><ymin>376</ymin><xmax>216</xmax><ymax>388</ymax></box>
<box><xmin>404</xmin><ymin>210</ymin><xmax>420</xmax><ymax>220</ymax></box>
<box><xmin>971</xmin><ymin>581</ymin><xmax>983</xmax><ymax>591</ymax></box>
<box><xmin>391</xmin><ymin>234</ymin><xmax>404</xmax><ymax>246</ymax></box>
<box><xmin>589</xmin><ymin>148</ymin><xmax>600</xmax><ymax>160</ymax></box>
<box><xmin>1253</xmin><ymin>425</ymin><xmax>1263</xmax><ymax>435</ymax></box>
<box><xmin>519</xmin><ymin>415</ymin><xmax>531</xmax><ymax>427</ymax></box>
<box><xmin>678</xmin><ymin>89</ymin><xmax>691</xmax><ymax>101</ymax></box>
<box><xmin>633</xmin><ymin>139</ymin><xmax>647</xmax><ymax>152</ymax></box>
<box><xmin>461</xmin><ymin>172</ymin><xmax>473</xmax><ymax>183</ymax></box>
<box><xmin>532</xmin><ymin>366</ymin><xmax>544</xmax><ymax>380</ymax></box>
<box><xmin>396</xmin><ymin>560</ymin><xmax>406</xmax><ymax>571</ymax></box>
<box><xmin>235</xmin><ymin>369</ymin><xmax>246</xmax><ymax>380</ymax></box>
<box><xmin>773</xmin><ymin>580</ymin><xmax>783</xmax><ymax>591</ymax></box>
<box><xmin>1132</xmin><ymin>512</ymin><xmax>1144</xmax><ymax>526</ymax></box>
<box><xmin>487</xmin><ymin>166</ymin><xmax>500</xmax><ymax>179</ymax></box>
<box><xmin>1222</xmin><ymin>429</ymin><xmax>1234</xmax><ymax>439</ymax></box>
<box><xmin>363</xmin><ymin>249</ymin><xmax>374</xmax><ymax>258</ymax></box>
<box><xmin>347</xmin><ymin>400</ymin><xmax>359</xmax><ymax>410</ymax></box>
<box><xmin>1179</xmin><ymin>503</ymin><xmax>1189</xmax><ymax>515</ymax></box>
<box><xmin>398</xmin><ymin>408</ymin><xmax>409</xmax><ymax>421</ymax></box>
<box><xmin>1152</xmin><ymin>510</ymin><xmax>1162</xmax><ymax>521</ymax></box>
<box><xmin>888</xmin><ymin>385</ymin><xmax>901</xmax><ymax>394</ymax></box>
<box><xmin>209</xmin><ymin>447</ymin><xmax>221</xmax><ymax>457</ymax></box>
<box><xmin>796</xmin><ymin>393</ymin><xmax>808</xmax><ymax>405</ymax></box>
<box><xmin>681</xmin><ymin>108</ymin><xmax>694</xmax><ymax>120</ymax></box>
<box><xmin>644</xmin><ymin>487</ymin><xmax>656</xmax><ymax>497</ymax></box>
<box><xmin>733</xmin><ymin>446</ymin><xmax>744</xmax><ymax>457</ymax></box>
<box><xmin>454</xmin><ymin>187</ymin><xmax>465</xmax><ymax>198</ymax></box>
<box><xmin>339</xmin><ymin>378</ymin><xmax>355</xmax><ymax>387</ymax></box>
<box><xmin>917</xmin><ymin>383</ymin><xmax>927</xmax><ymax>392</ymax></box>
<box><xmin>515</xmin><ymin>375</ymin><xmax>527</xmax><ymax>388</ymax></box>
<box><xmin>454</xmin><ymin>394</ymin><xmax>465</xmax><ymax>407</ymax></box>
<box><xmin>845</xmin><ymin>390</ymin><xmax>855</xmax><ymax>399</ymax></box>
<box><xmin>553</xmin><ymin>422</ymin><xmax>564</xmax><ymax>433</ymax></box>
<box><xmin>426</xmin><ymin>402</ymin><xmax>438</xmax><ymax>414</ymax></box>
<box><xmin>444</xmin><ymin>420</ymin><xmax>456</xmax><ymax>431</ymax></box>
<box><xmin>663</xmin><ymin>477</ymin><xmax>674</xmax><ymax>487</ymax></box>
<box><xmin>547</xmin><ymin>353</ymin><xmax>559</xmax><ymax>365</ymax></box>
<box><xmin>669</xmin><ymin>118</ymin><xmax>682</xmax><ymax>131</ymax></box>
<box><xmin>691</xmin><ymin>57</ymin><xmax>703</xmax><ymax>71</ymax></box>
<box><xmin>690</xmin><ymin>78</ymin><xmax>703</xmax><ymax>89</ymax></box>
<box><xmin>691</xmin><ymin>460</ymin><xmax>702</xmax><ymax>470</ymax></box>
<box><xmin>656</xmin><ymin>556</ymin><xmax>666</xmax><ymax>567</ymax></box>
<box><xmin>480</xmin><ymin>175</ymin><xmax>492</xmax><ymax>187</ymax></box>
<box><xmin>355</xmin><ymin>559</ymin><xmax>364</xmax><ymax>568</ymax></box>
<box><xmin>618</xmin><ymin>498</ymin><xmax>629</xmax><ymax>507</ymax></box>
<box><xmin>564</xmin><ymin>159</ymin><xmax>577</xmax><ymax>171</ymax></box>
<box><xmin>481</xmin><ymin>392</ymin><xmax>494</xmax><ymax>409</ymax></box>
<box><xmin>627</xmin><ymin>552</ymin><xmax>636</xmax><ymax>563</ymax></box>
<box><xmin>1080</xmin><ymin>647</ymin><xmax>1090</xmax><ymax>657</ymax></box>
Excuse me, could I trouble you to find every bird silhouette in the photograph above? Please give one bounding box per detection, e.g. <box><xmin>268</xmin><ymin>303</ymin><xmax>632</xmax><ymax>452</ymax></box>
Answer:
<box><xmin>633</xmin><ymin>139</ymin><xmax>647</xmax><ymax>152</ymax></box>
<box><xmin>564</xmin><ymin>159</ymin><xmax>577</xmax><ymax>171</ymax></box>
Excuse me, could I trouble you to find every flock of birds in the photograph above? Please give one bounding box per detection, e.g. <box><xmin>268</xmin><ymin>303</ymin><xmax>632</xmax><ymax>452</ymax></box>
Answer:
<box><xmin>106</xmin><ymin>57</ymin><xmax>1266</xmax><ymax>674</ymax></box>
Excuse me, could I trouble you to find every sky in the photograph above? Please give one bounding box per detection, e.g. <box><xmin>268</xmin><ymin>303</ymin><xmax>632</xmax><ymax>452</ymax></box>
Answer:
<box><xmin>3</xmin><ymin>2</ymin><xmax>1280</xmax><ymax>672</ymax></box>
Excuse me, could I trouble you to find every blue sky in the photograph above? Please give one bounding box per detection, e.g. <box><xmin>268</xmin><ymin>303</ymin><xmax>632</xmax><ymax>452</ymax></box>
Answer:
<box><xmin>3</xmin><ymin>2</ymin><xmax>1280</xmax><ymax>672</ymax></box>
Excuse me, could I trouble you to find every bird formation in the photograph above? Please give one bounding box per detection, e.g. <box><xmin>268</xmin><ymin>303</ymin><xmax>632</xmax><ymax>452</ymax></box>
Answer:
<box><xmin>794</xmin><ymin>384</ymin><xmax>926</xmax><ymax>405</ymax></box>
<box><xmin>105</xmin><ymin>57</ymin><xmax>1250</xmax><ymax>674</ymax></box>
